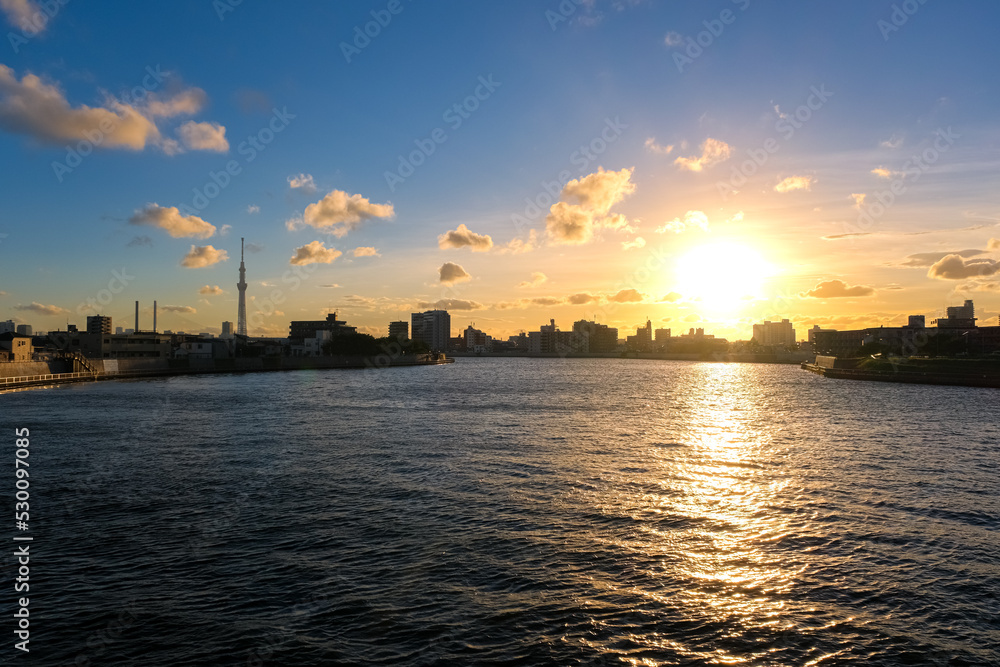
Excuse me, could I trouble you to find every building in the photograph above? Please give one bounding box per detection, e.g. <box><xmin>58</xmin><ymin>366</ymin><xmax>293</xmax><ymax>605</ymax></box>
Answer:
<box><xmin>626</xmin><ymin>319</ymin><xmax>653</xmax><ymax>351</ymax></box>
<box><xmin>0</xmin><ymin>332</ymin><xmax>32</xmax><ymax>362</ymax></box>
<box><xmin>572</xmin><ymin>320</ymin><xmax>619</xmax><ymax>353</ymax></box>
<box><xmin>463</xmin><ymin>325</ymin><xmax>493</xmax><ymax>353</ymax></box>
<box><xmin>289</xmin><ymin>312</ymin><xmax>357</xmax><ymax>344</ymax></box>
<box><xmin>0</xmin><ymin>320</ymin><xmax>15</xmax><ymax>334</ymax></box>
<box><xmin>752</xmin><ymin>319</ymin><xmax>796</xmax><ymax>347</ymax></box>
<box><xmin>935</xmin><ymin>299</ymin><xmax>976</xmax><ymax>329</ymax></box>
<box><xmin>15</xmin><ymin>324</ymin><xmax>32</xmax><ymax>336</ymax></box>
<box><xmin>388</xmin><ymin>321</ymin><xmax>408</xmax><ymax>341</ymax></box>
<box><xmin>527</xmin><ymin>319</ymin><xmax>582</xmax><ymax>355</ymax></box>
<box><xmin>86</xmin><ymin>315</ymin><xmax>113</xmax><ymax>335</ymax></box>
<box><xmin>411</xmin><ymin>310</ymin><xmax>450</xmax><ymax>351</ymax></box>
<box><xmin>237</xmin><ymin>237</ymin><xmax>248</xmax><ymax>336</ymax></box>
<box><xmin>221</xmin><ymin>321</ymin><xmax>235</xmax><ymax>339</ymax></box>
<box><xmin>654</xmin><ymin>328</ymin><xmax>671</xmax><ymax>347</ymax></box>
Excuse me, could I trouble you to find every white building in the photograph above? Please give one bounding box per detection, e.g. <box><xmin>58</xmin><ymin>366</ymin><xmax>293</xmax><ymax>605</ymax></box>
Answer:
<box><xmin>752</xmin><ymin>319</ymin><xmax>796</xmax><ymax>347</ymax></box>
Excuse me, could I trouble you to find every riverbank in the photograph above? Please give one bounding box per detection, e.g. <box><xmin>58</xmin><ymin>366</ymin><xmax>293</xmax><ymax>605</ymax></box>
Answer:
<box><xmin>801</xmin><ymin>359</ymin><xmax>1000</xmax><ymax>389</ymax></box>
<box><xmin>0</xmin><ymin>354</ymin><xmax>452</xmax><ymax>393</ymax></box>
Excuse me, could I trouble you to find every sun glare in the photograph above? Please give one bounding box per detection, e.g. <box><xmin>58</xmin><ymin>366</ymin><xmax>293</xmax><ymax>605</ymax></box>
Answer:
<box><xmin>674</xmin><ymin>242</ymin><xmax>774</xmax><ymax>315</ymax></box>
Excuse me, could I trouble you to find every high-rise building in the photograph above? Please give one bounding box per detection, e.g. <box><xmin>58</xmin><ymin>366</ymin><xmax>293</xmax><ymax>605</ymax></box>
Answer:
<box><xmin>221</xmin><ymin>321</ymin><xmax>234</xmax><ymax>339</ymax></box>
<box><xmin>388</xmin><ymin>321</ymin><xmax>408</xmax><ymax>341</ymax></box>
<box><xmin>237</xmin><ymin>237</ymin><xmax>248</xmax><ymax>336</ymax></box>
<box><xmin>15</xmin><ymin>324</ymin><xmax>32</xmax><ymax>336</ymax></box>
<box><xmin>752</xmin><ymin>319</ymin><xmax>796</xmax><ymax>347</ymax></box>
<box><xmin>411</xmin><ymin>310</ymin><xmax>450</xmax><ymax>351</ymax></box>
<box><xmin>86</xmin><ymin>315</ymin><xmax>112</xmax><ymax>335</ymax></box>
<box><xmin>0</xmin><ymin>320</ymin><xmax>15</xmax><ymax>334</ymax></box>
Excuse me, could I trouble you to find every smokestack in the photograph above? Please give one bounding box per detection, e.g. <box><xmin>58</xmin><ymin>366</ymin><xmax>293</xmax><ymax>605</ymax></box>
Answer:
<box><xmin>153</xmin><ymin>300</ymin><xmax>157</xmax><ymax>333</ymax></box>
<box><xmin>135</xmin><ymin>301</ymin><xmax>139</xmax><ymax>332</ymax></box>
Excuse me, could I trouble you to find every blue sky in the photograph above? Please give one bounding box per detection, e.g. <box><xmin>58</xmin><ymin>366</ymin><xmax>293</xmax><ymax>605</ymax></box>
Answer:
<box><xmin>2</xmin><ymin>1</ymin><xmax>999</xmax><ymax>339</ymax></box>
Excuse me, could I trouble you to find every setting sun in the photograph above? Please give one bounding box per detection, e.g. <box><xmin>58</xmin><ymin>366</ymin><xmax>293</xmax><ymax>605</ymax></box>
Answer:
<box><xmin>675</xmin><ymin>242</ymin><xmax>775</xmax><ymax>315</ymax></box>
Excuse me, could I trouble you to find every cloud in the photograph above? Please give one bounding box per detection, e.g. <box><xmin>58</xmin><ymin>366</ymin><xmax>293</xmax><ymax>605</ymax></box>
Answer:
<box><xmin>656</xmin><ymin>210</ymin><xmax>709</xmax><ymax>234</ymax></box>
<box><xmin>439</xmin><ymin>262</ymin><xmax>471</xmax><ymax>285</ymax></box>
<box><xmin>419</xmin><ymin>298</ymin><xmax>483</xmax><ymax>311</ymax></box>
<box><xmin>288</xmin><ymin>173</ymin><xmax>316</xmax><ymax>192</ymax></box>
<box><xmin>660</xmin><ymin>292</ymin><xmax>682</xmax><ymax>302</ymax></box>
<box><xmin>644</xmin><ymin>137</ymin><xmax>674</xmax><ymax>155</ymax></box>
<box><xmin>352</xmin><ymin>246</ymin><xmax>380</xmax><ymax>257</ymax></box>
<box><xmin>14</xmin><ymin>301</ymin><xmax>68</xmax><ymax>316</ymax></box>
<box><xmin>247</xmin><ymin>205</ymin><xmax>260</xmax><ymax>214</ymax></box>
<box><xmin>850</xmin><ymin>193</ymin><xmax>866</xmax><ymax>209</ymax></box>
<box><xmin>567</xmin><ymin>292</ymin><xmax>599</xmax><ymax>305</ymax></box>
<box><xmin>517</xmin><ymin>272</ymin><xmax>547</xmax><ymax>289</ymax></box>
<box><xmin>498</xmin><ymin>229</ymin><xmax>538</xmax><ymax>254</ymax></box>
<box><xmin>199</xmin><ymin>285</ymin><xmax>224</xmax><ymax>295</ymax></box>
<box><xmin>1</xmin><ymin>0</ymin><xmax>42</xmax><ymax>31</ymax></box>
<box><xmin>674</xmin><ymin>138</ymin><xmax>732</xmax><ymax>172</ymax></box>
<box><xmin>289</xmin><ymin>240</ymin><xmax>342</xmax><ymax>266</ymax></box>
<box><xmin>181</xmin><ymin>244</ymin><xmax>228</xmax><ymax>268</ymax></box>
<box><xmin>663</xmin><ymin>31</ymin><xmax>683</xmax><ymax>46</ymax></box>
<box><xmin>880</xmin><ymin>134</ymin><xmax>903</xmax><ymax>149</ymax></box>
<box><xmin>989</xmin><ymin>238</ymin><xmax>1000</xmax><ymax>251</ymax></box>
<box><xmin>318</xmin><ymin>283</ymin><xmax>341</xmax><ymax>289</ymax></box>
<box><xmin>0</xmin><ymin>65</ymin><xmax>221</xmax><ymax>153</ymax></box>
<box><xmin>302</xmin><ymin>190</ymin><xmax>394</xmax><ymax>237</ymax></box>
<box><xmin>801</xmin><ymin>280</ymin><xmax>876</xmax><ymax>298</ymax></box>
<box><xmin>774</xmin><ymin>175</ymin><xmax>814</xmax><ymax>193</ymax></box>
<box><xmin>871</xmin><ymin>167</ymin><xmax>901</xmax><ymax>179</ymax></box>
<box><xmin>622</xmin><ymin>237</ymin><xmax>646</xmax><ymax>250</ymax></box>
<box><xmin>823</xmin><ymin>232</ymin><xmax>873</xmax><ymax>240</ymax></box>
<box><xmin>129</xmin><ymin>204</ymin><xmax>216</xmax><ymax>239</ymax></box>
<box><xmin>177</xmin><ymin>120</ymin><xmax>228</xmax><ymax>152</ymax></box>
<box><xmin>126</xmin><ymin>235</ymin><xmax>153</xmax><ymax>247</ymax></box>
<box><xmin>927</xmin><ymin>254</ymin><xmax>1000</xmax><ymax>280</ymax></box>
<box><xmin>438</xmin><ymin>224</ymin><xmax>493</xmax><ymax>252</ymax></box>
<box><xmin>899</xmin><ymin>249</ymin><xmax>985</xmax><ymax>268</ymax></box>
<box><xmin>245</xmin><ymin>242</ymin><xmax>264</xmax><ymax>253</ymax></box>
<box><xmin>546</xmin><ymin>167</ymin><xmax>636</xmax><ymax>245</ymax></box>
<box><xmin>160</xmin><ymin>305</ymin><xmax>196</xmax><ymax>313</ymax></box>
<box><xmin>219</xmin><ymin>224</ymin><xmax>232</xmax><ymax>236</ymax></box>
<box><xmin>609</xmin><ymin>288</ymin><xmax>645</xmax><ymax>303</ymax></box>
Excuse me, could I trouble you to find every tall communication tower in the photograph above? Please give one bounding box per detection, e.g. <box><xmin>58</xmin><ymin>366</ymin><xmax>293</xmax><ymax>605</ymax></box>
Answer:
<box><xmin>237</xmin><ymin>237</ymin><xmax>248</xmax><ymax>336</ymax></box>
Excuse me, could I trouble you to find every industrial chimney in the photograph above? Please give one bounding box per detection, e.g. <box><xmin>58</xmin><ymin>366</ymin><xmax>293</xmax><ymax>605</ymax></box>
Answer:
<box><xmin>153</xmin><ymin>300</ymin><xmax>157</xmax><ymax>333</ymax></box>
<box><xmin>135</xmin><ymin>301</ymin><xmax>139</xmax><ymax>332</ymax></box>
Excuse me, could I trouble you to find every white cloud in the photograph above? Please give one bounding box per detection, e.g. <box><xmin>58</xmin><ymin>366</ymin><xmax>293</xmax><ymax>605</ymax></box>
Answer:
<box><xmin>438</xmin><ymin>224</ymin><xmax>493</xmax><ymax>251</ymax></box>
<box><xmin>177</xmin><ymin>120</ymin><xmax>228</xmax><ymax>152</ymax></box>
<box><xmin>546</xmin><ymin>167</ymin><xmax>636</xmax><ymax>245</ymax></box>
<box><xmin>871</xmin><ymin>167</ymin><xmax>901</xmax><ymax>179</ymax></box>
<box><xmin>129</xmin><ymin>204</ymin><xmax>216</xmax><ymax>239</ymax></box>
<box><xmin>289</xmin><ymin>240</ymin><xmax>342</xmax><ymax>266</ymax></box>
<box><xmin>288</xmin><ymin>173</ymin><xmax>316</xmax><ymax>192</ymax></box>
<box><xmin>246</xmin><ymin>205</ymin><xmax>260</xmax><ymax>214</ymax></box>
<box><xmin>644</xmin><ymin>137</ymin><xmax>674</xmax><ymax>155</ymax></box>
<box><xmin>850</xmin><ymin>193</ymin><xmax>866</xmax><ymax>209</ymax></box>
<box><xmin>497</xmin><ymin>229</ymin><xmax>538</xmax><ymax>254</ymax></box>
<box><xmin>1</xmin><ymin>0</ymin><xmax>42</xmax><ymax>31</ymax></box>
<box><xmin>199</xmin><ymin>285</ymin><xmax>224</xmax><ymax>295</ymax></box>
<box><xmin>927</xmin><ymin>254</ymin><xmax>1000</xmax><ymax>281</ymax></box>
<box><xmin>181</xmin><ymin>245</ymin><xmax>228</xmax><ymax>268</ymax></box>
<box><xmin>774</xmin><ymin>175</ymin><xmax>814</xmax><ymax>193</ymax></box>
<box><xmin>656</xmin><ymin>210</ymin><xmax>709</xmax><ymax>234</ymax></box>
<box><xmin>160</xmin><ymin>304</ymin><xmax>196</xmax><ymax>313</ymax></box>
<box><xmin>352</xmin><ymin>246</ymin><xmax>380</xmax><ymax>257</ymax></box>
<box><xmin>439</xmin><ymin>262</ymin><xmax>471</xmax><ymax>285</ymax></box>
<box><xmin>14</xmin><ymin>301</ymin><xmax>68</xmax><ymax>316</ymax></box>
<box><xmin>302</xmin><ymin>190</ymin><xmax>394</xmax><ymax>237</ymax></box>
<box><xmin>663</xmin><ymin>31</ymin><xmax>683</xmax><ymax>46</ymax></box>
<box><xmin>517</xmin><ymin>272</ymin><xmax>547</xmax><ymax>289</ymax></box>
<box><xmin>0</xmin><ymin>65</ymin><xmax>221</xmax><ymax>154</ymax></box>
<box><xmin>880</xmin><ymin>134</ymin><xmax>903</xmax><ymax>149</ymax></box>
<box><xmin>622</xmin><ymin>237</ymin><xmax>646</xmax><ymax>250</ymax></box>
<box><xmin>674</xmin><ymin>138</ymin><xmax>732</xmax><ymax>172</ymax></box>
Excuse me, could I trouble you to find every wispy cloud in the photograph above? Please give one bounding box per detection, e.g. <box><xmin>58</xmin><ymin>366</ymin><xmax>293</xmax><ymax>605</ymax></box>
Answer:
<box><xmin>674</xmin><ymin>138</ymin><xmax>732</xmax><ymax>172</ymax></box>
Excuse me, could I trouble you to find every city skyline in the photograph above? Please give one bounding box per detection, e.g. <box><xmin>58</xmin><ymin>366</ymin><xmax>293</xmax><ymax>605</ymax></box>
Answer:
<box><xmin>2</xmin><ymin>3</ymin><xmax>1000</xmax><ymax>341</ymax></box>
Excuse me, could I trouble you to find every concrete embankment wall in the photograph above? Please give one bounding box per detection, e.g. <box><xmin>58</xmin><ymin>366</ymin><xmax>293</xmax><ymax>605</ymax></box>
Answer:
<box><xmin>0</xmin><ymin>360</ymin><xmax>71</xmax><ymax>378</ymax></box>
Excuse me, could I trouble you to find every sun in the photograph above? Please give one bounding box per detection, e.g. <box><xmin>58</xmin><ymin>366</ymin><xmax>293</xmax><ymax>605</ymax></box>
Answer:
<box><xmin>674</xmin><ymin>242</ymin><xmax>775</xmax><ymax>316</ymax></box>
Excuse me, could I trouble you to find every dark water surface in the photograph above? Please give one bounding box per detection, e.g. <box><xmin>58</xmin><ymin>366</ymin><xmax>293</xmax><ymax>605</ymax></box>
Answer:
<box><xmin>3</xmin><ymin>358</ymin><xmax>998</xmax><ymax>665</ymax></box>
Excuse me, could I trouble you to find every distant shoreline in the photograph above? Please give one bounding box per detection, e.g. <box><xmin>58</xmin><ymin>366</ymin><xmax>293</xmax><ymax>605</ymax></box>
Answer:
<box><xmin>801</xmin><ymin>362</ymin><xmax>1000</xmax><ymax>389</ymax></box>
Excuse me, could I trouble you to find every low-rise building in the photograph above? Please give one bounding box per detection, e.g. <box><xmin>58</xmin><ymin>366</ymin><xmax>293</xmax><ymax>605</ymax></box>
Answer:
<box><xmin>0</xmin><ymin>332</ymin><xmax>32</xmax><ymax>362</ymax></box>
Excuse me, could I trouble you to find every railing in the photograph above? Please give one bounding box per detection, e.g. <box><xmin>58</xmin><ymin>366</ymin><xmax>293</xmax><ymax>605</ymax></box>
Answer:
<box><xmin>0</xmin><ymin>372</ymin><xmax>97</xmax><ymax>385</ymax></box>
